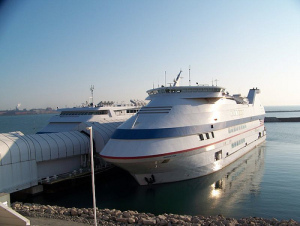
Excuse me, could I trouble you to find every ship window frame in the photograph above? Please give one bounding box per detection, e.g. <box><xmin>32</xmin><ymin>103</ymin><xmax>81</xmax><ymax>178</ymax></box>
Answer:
<box><xmin>199</xmin><ymin>134</ymin><xmax>204</xmax><ymax>141</ymax></box>
<box><xmin>206</xmin><ymin>133</ymin><xmax>210</xmax><ymax>139</ymax></box>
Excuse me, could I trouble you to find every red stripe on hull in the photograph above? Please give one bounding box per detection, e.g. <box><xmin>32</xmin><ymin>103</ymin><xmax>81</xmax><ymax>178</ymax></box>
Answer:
<box><xmin>100</xmin><ymin>124</ymin><xmax>264</xmax><ymax>160</ymax></box>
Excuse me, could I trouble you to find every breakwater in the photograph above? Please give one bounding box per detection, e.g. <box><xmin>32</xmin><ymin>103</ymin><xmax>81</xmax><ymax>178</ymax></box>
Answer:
<box><xmin>265</xmin><ymin>117</ymin><xmax>300</xmax><ymax>122</ymax></box>
<box><xmin>12</xmin><ymin>202</ymin><xmax>299</xmax><ymax>225</ymax></box>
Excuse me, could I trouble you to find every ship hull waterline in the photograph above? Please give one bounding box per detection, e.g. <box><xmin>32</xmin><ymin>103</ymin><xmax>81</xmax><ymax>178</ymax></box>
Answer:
<box><xmin>102</xmin><ymin>131</ymin><xmax>266</xmax><ymax>185</ymax></box>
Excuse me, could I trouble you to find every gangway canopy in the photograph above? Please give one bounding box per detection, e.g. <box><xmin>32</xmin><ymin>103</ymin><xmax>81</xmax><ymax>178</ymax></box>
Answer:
<box><xmin>78</xmin><ymin>120</ymin><xmax>124</xmax><ymax>153</ymax></box>
<box><xmin>0</xmin><ymin>131</ymin><xmax>89</xmax><ymax>164</ymax></box>
<box><xmin>0</xmin><ymin>131</ymin><xmax>89</xmax><ymax>193</ymax></box>
<box><xmin>0</xmin><ymin>121</ymin><xmax>121</xmax><ymax>193</ymax></box>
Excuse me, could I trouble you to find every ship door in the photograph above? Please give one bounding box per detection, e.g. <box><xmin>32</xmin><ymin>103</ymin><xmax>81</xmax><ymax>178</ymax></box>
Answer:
<box><xmin>215</xmin><ymin>150</ymin><xmax>222</xmax><ymax>161</ymax></box>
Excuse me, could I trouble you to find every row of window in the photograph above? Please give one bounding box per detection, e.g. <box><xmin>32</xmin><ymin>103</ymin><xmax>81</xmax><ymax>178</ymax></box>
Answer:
<box><xmin>199</xmin><ymin>132</ymin><xmax>215</xmax><ymax>141</ymax></box>
<box><xmin>126</xmin><ymin>110</ymin><xmax>139</xmax><ymax>113</ymax></box>
<box><xmin>60</xmin><ymin>109</ymin><xmax>139</xmax><ymax>116</ymax></box>
<box><xmin>231</xmin><ymin>138</ymin><xmax>245</xmax><ymax>148</ymax></box>
<box><xmin>148</xmin><ymin>87</ymin><xmax>224</xmax><ymax>95</ymax></box>
<box><xmin>60</xmin><ymin>110</ymin><xmax>108</xmax><ymax>115</ymax></box>
<box><xmin>231</xmin><ymin>109</ymin><xmax>244</xmax><ymax>116</ymax></box>
<box><xmin>228</xmin><ymin>124</ymin><xmax>247</xmax><ymax>133</ymax></box>
<box><xmin>138</xmin><ymin>107</ymin><xmax>171</xmax><ymax>114</ymax></box>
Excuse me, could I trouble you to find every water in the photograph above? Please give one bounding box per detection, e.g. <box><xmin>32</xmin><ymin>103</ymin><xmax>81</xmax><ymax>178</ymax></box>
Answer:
<box><xmin>0</xmin><ymin>114</ymin><xmax>56</xmax><ymax>134</ymax></box>
<box><xmin>265</xmin><ymin>105</ymin><xmax>300</xmax><ymax>118</ymax></box>
<box><xmin>265</xmin><ymin>105</ymin><xmax>300</xmax><ymax>112</ymax></box>
<box><xmin>1</xmin><ymin>111</ymin><xmax>300</xmax><ymax>221</ymax></box>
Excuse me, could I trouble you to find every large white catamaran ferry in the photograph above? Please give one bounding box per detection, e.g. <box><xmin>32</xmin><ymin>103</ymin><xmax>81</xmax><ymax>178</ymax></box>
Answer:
<box><xmin>100</xmin><ymin>71</ymin><xmax>266</xmax><ymax>185</ymax></box>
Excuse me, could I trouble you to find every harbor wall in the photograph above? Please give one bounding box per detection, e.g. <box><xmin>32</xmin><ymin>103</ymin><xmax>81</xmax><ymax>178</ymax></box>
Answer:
<box><xmin>265</xmin><ymin>117</ymin><xmax>300</xmax><ymax>122</ymax></box>
<box><xmin>11</xmin><ymin>202</ymin><xmax>299</xmax><ymax>225</ymax></box>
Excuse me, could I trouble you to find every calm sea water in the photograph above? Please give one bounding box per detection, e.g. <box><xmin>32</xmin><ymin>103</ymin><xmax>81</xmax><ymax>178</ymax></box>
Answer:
<box><xmin>1</xmin><ymin>108</ymin><xmax>300</xmax><ymax>221</ymax></box>
<box><xmin>0</xmin><ymin>114</ymin><xmax>57</xmax><ymax>134</ymax></box>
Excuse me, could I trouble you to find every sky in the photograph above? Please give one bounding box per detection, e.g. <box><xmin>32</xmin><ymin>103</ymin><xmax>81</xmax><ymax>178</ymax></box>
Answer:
<box><xmin>0</xmin><ymin>0</ymin><xmax>299</xmax><ymax>110</ymax></box>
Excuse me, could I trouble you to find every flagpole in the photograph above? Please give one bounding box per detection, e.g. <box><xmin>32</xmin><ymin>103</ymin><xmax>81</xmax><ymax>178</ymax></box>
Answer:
<box><xmin>87</xmin><ymin>126</ymin><xmax>97</xmax><ymax>226</ymax></box>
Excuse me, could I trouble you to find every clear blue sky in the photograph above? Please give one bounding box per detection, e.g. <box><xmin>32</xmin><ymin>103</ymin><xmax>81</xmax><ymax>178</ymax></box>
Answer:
<box><xmin>1</xmin><ymin>0</ymin><xmax>299</xmax><ymax>110</ymax></box>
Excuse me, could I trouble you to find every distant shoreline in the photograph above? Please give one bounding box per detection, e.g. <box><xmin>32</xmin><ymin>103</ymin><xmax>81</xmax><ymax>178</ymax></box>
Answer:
<box><xmin>0</xmin><ymin>109</ymin><xmax>57</xmax><ymax>116</ymax></box>
<box><xmin>266</xmin><ymin>110</ymin><xmax>300</xmax><ymax>113</ymax></box>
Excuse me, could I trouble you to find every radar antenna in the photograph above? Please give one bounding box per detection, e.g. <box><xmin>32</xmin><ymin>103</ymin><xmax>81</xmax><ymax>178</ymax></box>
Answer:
<box><xmin>173</xmin><ymin>70</ymin><xmax>182</xmax><ymax>87</ymax></box>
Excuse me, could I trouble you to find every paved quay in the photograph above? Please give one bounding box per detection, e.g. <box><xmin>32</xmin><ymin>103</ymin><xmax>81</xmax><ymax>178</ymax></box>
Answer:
<box><xmin>12</xmin><ymin>202</ymin><xmax>299</xmax><ymax>225</ymax></box>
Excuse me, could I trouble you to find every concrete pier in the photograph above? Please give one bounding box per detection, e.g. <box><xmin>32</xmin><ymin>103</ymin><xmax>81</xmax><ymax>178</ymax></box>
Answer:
<box><xmin>0</xmin><ymin>201</ymin><xmax>30</xmax><ymax>226</ymax></box>
<box><xmin>265</xmin><ymin>117</ymin><xmax>300</xmax><ymax>122</ymax></box>
<box><xmin>0</xmin><ymin>193</ymin><xmax>10</xmax><ymax>207</ymax></box>
<box><xmin>23</xmin><ymin>185</ymin><xmax>44</xmax><ymax>195</ymax></box>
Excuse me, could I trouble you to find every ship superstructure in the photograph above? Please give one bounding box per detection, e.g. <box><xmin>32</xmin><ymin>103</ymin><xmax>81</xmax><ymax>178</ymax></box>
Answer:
<box><xmin>39</xmin><ymin>100</ymin><xmax>143</xmax><ymax>133</ymax></box>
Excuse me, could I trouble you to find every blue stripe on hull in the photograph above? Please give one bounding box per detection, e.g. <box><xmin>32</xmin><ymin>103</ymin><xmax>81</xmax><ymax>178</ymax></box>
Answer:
<box><xmin>111</xmin><ymin>115</ymin><xmax>265</xmax><ymax>140</ymax></box>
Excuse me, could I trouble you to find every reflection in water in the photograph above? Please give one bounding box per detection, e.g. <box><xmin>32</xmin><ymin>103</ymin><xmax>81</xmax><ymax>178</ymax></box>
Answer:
<box><xmin>202</xmin><ymin>146</ymin><xmax>265</xmax><ymax>216</ymax></box>
<box><xmin>211</xmin><ymin>180</ymin><xmax>223</xmax><ymax>198</ymax></box>
<box><xmin>126</xmin><ymin>145</ymin><xmax>266</xmax><ymax>217</ymax></box>
<box><xmin>12</xmin><ymin>146</ymin><xmax>265</xmax><ymax>218</ymax></box>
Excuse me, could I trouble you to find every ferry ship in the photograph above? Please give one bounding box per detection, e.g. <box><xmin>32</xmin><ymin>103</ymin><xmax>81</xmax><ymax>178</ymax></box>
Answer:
<box><xmin>100</xmin><ymin>71</ymin><xmax>266</xmax><ymax>185</ymax></box>
<box><xmin>39</xmin><ymin>100</ymin><xmax>144</xmax><ymax>134</ymax></box>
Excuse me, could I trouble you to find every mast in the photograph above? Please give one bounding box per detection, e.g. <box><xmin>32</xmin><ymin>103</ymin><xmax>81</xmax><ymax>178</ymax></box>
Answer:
<box><xmin>215</xmin><ymin>79</ymin><xmax>219</xmax><ymax>86</ymax></box>
<box><xmin>90</xmin><ymin>85</ymin><xmax>94</xmax><ymax>106</ymax></box>
<box><xmin>189</xmin><ymin>66</ymin><xmax>191</xmax><ymax>86</ymax></box>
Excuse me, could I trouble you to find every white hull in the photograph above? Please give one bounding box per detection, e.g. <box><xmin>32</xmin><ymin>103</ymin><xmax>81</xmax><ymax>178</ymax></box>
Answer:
<box><xmin>132</xmin><ymin>134</ymin><xmax>265</xmax><ymax>185</ymax></box>
<box><xmin>104</xmin><ymin>120</ymin><xmax>266</xmax><ymax>185</ymax></box>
